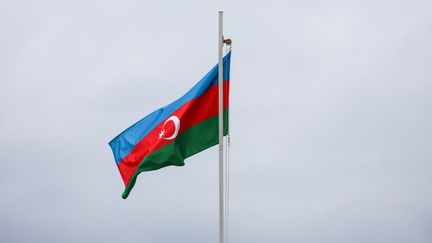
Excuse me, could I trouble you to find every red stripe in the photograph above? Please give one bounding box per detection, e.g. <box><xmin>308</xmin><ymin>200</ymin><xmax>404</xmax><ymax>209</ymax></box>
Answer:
<box><xmin>118</xmin><ymin>81</ymin><xmax>229</xmax><ymax>186</ymax></box>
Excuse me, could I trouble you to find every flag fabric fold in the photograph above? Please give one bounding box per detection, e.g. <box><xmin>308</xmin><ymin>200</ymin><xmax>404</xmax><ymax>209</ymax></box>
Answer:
<box><xmin>109</xmin><ymin>52</ymin><xmax>231</xmax><ymax>199</ymax></box>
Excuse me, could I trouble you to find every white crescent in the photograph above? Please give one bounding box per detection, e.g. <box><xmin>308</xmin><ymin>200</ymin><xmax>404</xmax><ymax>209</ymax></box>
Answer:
<box><xmin>161</xmin><ymin>116</ymin><xmax>180</xmax><ymax>140</ymax></box>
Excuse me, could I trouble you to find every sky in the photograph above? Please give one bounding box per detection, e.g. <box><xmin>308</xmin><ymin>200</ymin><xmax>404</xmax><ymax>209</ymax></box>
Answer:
<box><xmin>1</xmin><ymin>0</ymin><xmax>432</xmax><ymax>242</ymax></box>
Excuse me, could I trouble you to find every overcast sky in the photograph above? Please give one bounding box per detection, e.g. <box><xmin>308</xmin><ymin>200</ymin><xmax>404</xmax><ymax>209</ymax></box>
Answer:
<box><xmin>1</xmin><ymin>0</ymin><xmax>432</xmax><ymax>242</ymax></box>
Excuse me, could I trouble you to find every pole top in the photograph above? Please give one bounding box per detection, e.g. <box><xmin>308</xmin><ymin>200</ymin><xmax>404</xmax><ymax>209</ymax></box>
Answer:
<box><xmin>219</xmin><ymin>10</ymin><xmax>224</xmax><ymax>13</ymax></box>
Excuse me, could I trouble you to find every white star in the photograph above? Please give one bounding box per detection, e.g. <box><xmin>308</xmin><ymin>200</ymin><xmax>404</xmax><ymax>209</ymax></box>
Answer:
<box><xmin>158</xmin><ymin>129</ymin><xmax>165</xmax><ymax>139</ymax></box>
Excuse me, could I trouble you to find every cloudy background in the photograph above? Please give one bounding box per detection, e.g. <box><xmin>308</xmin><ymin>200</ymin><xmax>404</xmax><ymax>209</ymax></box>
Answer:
<box><xmin>1</xmin><ymin>0</ymin><xmax>432</xmax><ymax>242</ymax></box>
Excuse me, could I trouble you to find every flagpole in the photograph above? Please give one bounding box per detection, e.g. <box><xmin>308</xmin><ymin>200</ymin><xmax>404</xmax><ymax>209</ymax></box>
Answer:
<box><xmin>218</xmin><ymin>10</ymin><xmax>225</xmax><ymax>243</ymax></box>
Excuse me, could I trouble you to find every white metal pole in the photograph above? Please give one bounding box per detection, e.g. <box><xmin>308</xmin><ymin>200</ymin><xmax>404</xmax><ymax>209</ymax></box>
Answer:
<box><xmin>218</xmin><ymin>10</ymin><xmax>225</xmax><ymax>243</ymax></box>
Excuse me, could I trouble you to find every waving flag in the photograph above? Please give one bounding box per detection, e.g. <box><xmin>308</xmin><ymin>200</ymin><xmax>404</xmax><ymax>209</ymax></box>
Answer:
<box><xmin>109</xmin><ymin>52</ymin><xmax>231</xmax><ymax>199</ymax></box>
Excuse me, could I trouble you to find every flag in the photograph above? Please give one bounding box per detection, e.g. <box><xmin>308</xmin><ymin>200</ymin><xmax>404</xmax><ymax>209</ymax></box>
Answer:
<box><xmin>109</xmin><ymin>52</ymin><xmax>231</xmax><ymax>199</ymax></box>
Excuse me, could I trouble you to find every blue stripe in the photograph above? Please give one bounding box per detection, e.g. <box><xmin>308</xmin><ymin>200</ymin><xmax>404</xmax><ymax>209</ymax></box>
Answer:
<box><xmin>109</xmin><ymin>51</ymin><xmax>231</xmax><ymax>164</ymax></box>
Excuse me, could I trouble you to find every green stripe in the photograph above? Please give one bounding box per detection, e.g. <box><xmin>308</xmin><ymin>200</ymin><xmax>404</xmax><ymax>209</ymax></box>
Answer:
<box><xmin>122</xmin><ymin>109</ymin><xmax>229</xmax><ymax>199</ymax></box>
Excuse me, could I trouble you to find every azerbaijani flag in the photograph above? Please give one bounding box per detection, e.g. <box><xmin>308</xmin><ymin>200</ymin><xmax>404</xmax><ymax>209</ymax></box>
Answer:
<box><xmin>109</xmin><ymin>52</ymin><xmax>231</xmax><ymax>199</ymax></box>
